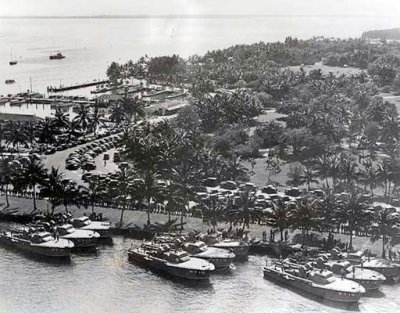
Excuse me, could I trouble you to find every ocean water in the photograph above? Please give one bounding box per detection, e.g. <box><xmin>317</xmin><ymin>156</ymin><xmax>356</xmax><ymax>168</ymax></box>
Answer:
<box><xmin>0</xmin><ymin>236</ymin><xmax>399</xmax><ymax>313</ymax></box>
<box><xmin>0</xmin><ymin>15</ymin><xmax>399</xmax><ymax>96</ymax></box>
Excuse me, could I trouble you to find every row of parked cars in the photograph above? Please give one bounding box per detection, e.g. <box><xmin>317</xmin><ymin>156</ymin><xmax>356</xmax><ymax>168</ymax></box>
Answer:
<box><xmin>65</xmin><ymin>133</ymin><xmax>122</xmax><ymax>171</ymax></box>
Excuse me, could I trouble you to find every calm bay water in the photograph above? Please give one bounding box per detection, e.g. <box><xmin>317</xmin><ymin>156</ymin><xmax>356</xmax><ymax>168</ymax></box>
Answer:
<box><xmin>0</xmin><ymin>236</ymin><xmax>399</xmax><ymax>313</ymax></box>
<box><xmin>1</xmin><ymin>16</ymin><xmax>400</xmax><ymax>96</ymax></box>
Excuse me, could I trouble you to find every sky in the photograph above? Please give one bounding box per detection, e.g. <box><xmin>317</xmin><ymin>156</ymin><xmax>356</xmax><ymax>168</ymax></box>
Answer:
<box><xmin>1</xmin><ymin>0</ymin><xmax>400</xmax><ymax>17</ymax></box>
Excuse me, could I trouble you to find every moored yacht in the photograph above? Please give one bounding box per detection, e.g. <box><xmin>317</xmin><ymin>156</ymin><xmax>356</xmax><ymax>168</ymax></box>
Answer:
<box><xmin>314</xmin><ymin>256</ymin><xmax>386</xmax><ymax>291</ymax></box>
<box><xmin>197</xmin><ymin>233</ymin><xmax>250</xmax><ymax>259</ymax></box>
<box><xmin>49</xmin><ymin>52</ymin><xmax>65</xmax><ymax>60</ymax></box>
<box><xmin>57</xmin><ymin>224</ymin><xmax>100</xmax><ymax>248</ymax></box>
<box><xmin>71</xmin><ymin>217</ymin><xmax>112</xmax><ymax>239</ymax></box>
<box><xmin>263</xmin><ymin>261</ymin><xmax>365</xmax><ymax>303</ymax></box>
<box><xmin>128</xmin><ymin>242</ymin><xmax>215</xmax><ymax>280</ymax></box>
<box><xmin>183</xmin><ymin>241</ymin><xmax>235</xmax><ymax>270</ymax></box>
<box><xmin>332</xmin><ymin>249</ymin><xmax>400</xmax><ymax>280</ymax></box>
<box><xmin>211</xmin><ymin>239</ymin><xmax>250</xmax><ymax>259</ymax></box>
<box><xmin>0</xmin><ymin>230</ymin><xmax>74</xmax><ymax>258</ymax></box>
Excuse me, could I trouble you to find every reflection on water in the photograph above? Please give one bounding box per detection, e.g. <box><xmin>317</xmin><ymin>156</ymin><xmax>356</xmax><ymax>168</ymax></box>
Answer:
<box><xmin>0</xmin><ymin>237</ymin><xmax>400</xmax><ymax>313</ymax></box>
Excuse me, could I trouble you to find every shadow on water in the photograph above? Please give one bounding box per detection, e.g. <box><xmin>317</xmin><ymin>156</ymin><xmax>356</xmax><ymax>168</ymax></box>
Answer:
<box><xmin>71</xmin><ymin>246</ymin><xmax>98</xmax><ymax>255</ymax></box>
<box><xmin>2</xmin><ymin>246</ymin><xmax>73</xmax><ymax>266</ymax></box>
<box><xmin>365</xmin><ymin>289</ymin><xmax>385</xmax><ymax>298</ymax></box>
<box><xmin>97</xmin><ymin>237</ymin><xmax>114</xmax><ymax>246</ymax></box>
<box><xmin>126</xmin><ymin>260</ymin><xmax>213</xmax><ymax>290</ymax></box>
<box><xmin>263</xmin><ymin>277</ymin><xmax>360</xmax><ymax>311</ymax></box>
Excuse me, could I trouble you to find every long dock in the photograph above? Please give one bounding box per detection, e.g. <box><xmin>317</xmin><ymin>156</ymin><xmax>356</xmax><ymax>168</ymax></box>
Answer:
<box><xmin>47</xmin><ymin>80</ymin><xmax>110</xmax><ymax>93</ymax></box>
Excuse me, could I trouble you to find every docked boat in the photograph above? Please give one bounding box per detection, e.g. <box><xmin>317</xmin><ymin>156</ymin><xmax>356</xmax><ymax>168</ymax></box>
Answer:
<box><xmin>263</xmin><ymin>261</ymin><xmax>365</xmax><ymax>303</ymax></box>
<box><xmin>71</xmin><ymin>216</ymin><xmax>112</xmax><ymax>239</ymax></box>
<box><xmin>128</xmin><ymin>243</ymin><xmax>215</xmax><ymax>280</ymax></box>
<box><xmin>57</xmin><ymin>224</ymin><xmax>100</xmax><ymax>248</ymax></box>
<box><xmin>315</xmin><ymin>256</ymin><xmax>386</xmax><ymax>291</ymax></box>
<box><xmin>197</xmin><ymin>233</ymin><xmax>250</xmax><ymax>259</ymax></box>
<box><xmin>0</xmin><ymin>230</ymin><xmax>74</xmax><ymax>258</ymax></box>
<box><xmin>49</xmin><ymin>52</ymin><xmax>65</xmax><ymax>60</ymax></box>
<box><xmin>332</xmin><ymin>250</ymin><xmax>400</xmax><ymax>280</ymax></box>
<box><xmin>183</xmin><ymin>241</ymin><xmax>235</xmax><ymax>270</ymax></box>
<box><xmin>211</xmin><ymin>239</ymin><xmax>250</xmax><ymax>259</ymax></box>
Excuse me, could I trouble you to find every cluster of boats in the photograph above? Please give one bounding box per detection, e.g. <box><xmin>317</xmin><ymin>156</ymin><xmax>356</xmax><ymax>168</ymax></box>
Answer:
<box><xmin>1</xmin><ymin>211</ymin><xmax>400</xmax><ymax>305</ymax></box>
<box><xmin>128</xmin><ymin>233</ymin><xmax>251</xmax><ymax>280</ymax></box>
<box><xmin>0</xmin><ymin>216</ymin><xmax>111</xmax><ymax>258</ymax></box>
<box><xmin>263</xmin><ymin>248</ymin><xmax>400</xmax><ymax>303</ymax></box>
<box><xmin>5</xmin><ymin>52</ymin><xmax>65</xmax><ymax>85</ymax></box>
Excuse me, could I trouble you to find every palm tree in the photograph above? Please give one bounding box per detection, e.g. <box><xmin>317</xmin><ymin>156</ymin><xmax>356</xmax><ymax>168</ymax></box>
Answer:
<box><xmin>289</xmin><ymin>198</ymin><xmax>321</xmax><ymax>247</ymax></box>
<box><xmin>228</xmin><ymin>191</ymin><xmax>264</xmax><ymax>231</ymax></box>
<box><xmin>39</xmin><ymin>167</ymin><xmax>64</xmax><ymax>214</ymax></box>
<box><xmin>169</xmin><ymin>162</ymin><xmax>199</xmax><ymax>231</ymax></box>
<box><xmin>0</xmin><ymin>158</ymin><xmax>14</xmax><ymax>207</ymax></box>
<box><xmin>90</xmin><ymin>105</ymin><xmax>106</xmax><ymax>135</ymax></box>
<box><xmin>136</xmin><ymin>170</ymin><xmax>165</xmax><ymax>226</ymax></box>
<box><xmin>109</xmin><ymin>102</ymin><xmax>127</xmax><ymax>126</ymax></box>
<box><xmin>120</xmin><ymin>94</ymin><xmax>145</xmax><ymax>123</ymax></box>
<box><xmin>199</xmin><ymin>195</ymin><xmax>227</xmax><ymax>232</ymax></box>
<box><xmin>335</xmin><ymin>190</ymin><xmax>372</xmax><ymax>251</ymax></box>
<box><xmin>300</xmin><ymin>162</ymin><xmax>319</xmax><ymax>191</ymax></box>
<box><xmin>51</xmin><ymin>108</ymin><xmax>70</xmax><ymax>131</ymax></box>
<box><xmin>370</xmin><ymin>206</ymin><xmax>400</xmax><ymax>258</ymax></box>
<box><xmin>163</xmin><ymin>181</ymin><xmax>183</xmax><ymax>222</ymax></box>
<box><xmin>60</xmin><ymin>180</ymin><xmax>79</xmax><ymax>213</ymax></box>
<box><xmin>37</xmin><ymin>118</ymin><xmax>57</xmax><ymax>144</ymax></box>
<box><xmin>73</xmin><ymin>104</ymin><xmax>92</xmax><ymax>132</ymax></box>
<box><xmin>79</xmin><ymin>179</ymin><xmax>104</xmax><ymax>213</ymax></box>
<box><xmin>110</xmin><ymin>163</ymin><xmax>134</xmax><ymax>227</ymax></box>
<box><xmin>17</xmin><ymin>156</ymin><xmax>48</xmax><ymax>212</ymax></box>
<box><xmin>265</xmin><ymin>199</ymin><xmax>290</xmax><ymax>241</ymax></box>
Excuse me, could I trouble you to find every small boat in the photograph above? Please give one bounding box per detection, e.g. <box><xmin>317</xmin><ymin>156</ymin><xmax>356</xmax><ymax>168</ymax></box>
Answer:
<box><xmin>9</xmin><ymin>51</ymin><xmax>17</xmax><ymax>65</ymax></box>
<box><xmin>314</xmin><ymin>256</ymin><xmax>386</xmax><ymax>291</ymax></box>
<box><xmin>211</xmin><ymin>239</ymin><xmax>250</xmax><ymax>259</ymax></box>
<box><xmin>0</xmin><ymin>230</ymin><xmax>74</xmax><ymax>258</ymax></box>
<box><xmin>49</xmin><ymin>52</ymin><xmax>66</xmax><ymax>60</ymax></box>
<box><xmin>332</xmin><ymin>249</ymin><xmax>400</xmax><ymax>280</ymax></box>
<box><xmin>57</xmin><ymin>224</ymin><xmax>100</xmax><ymax>248</ymax></box>
<box><xmin>128</xmin><ymin>243</ymin><xmax>215</xmax><ymax>280</ymax></box>
<box><xmin>198</xmin><ymin>234</ymin><xmax>250</xmax><ymax>259</ymax></box>
<box><xmin>71</xmin><ymin>216</ymin><xmax>112</xmax><ymax>239</ymax></box>
<box><xmin>5</xmin><ymin>79</ymin><xmax>15</xmax><ymax>84</ymax></box>
<box><xmin>183</xmin><ymin>241</ymin><xmax>235</xmax><ymax>270</ymax></box>
<box><xmin>263</xmin><ymin>261</ymin><xmax>365</xmax><ymax>303</ymax></box>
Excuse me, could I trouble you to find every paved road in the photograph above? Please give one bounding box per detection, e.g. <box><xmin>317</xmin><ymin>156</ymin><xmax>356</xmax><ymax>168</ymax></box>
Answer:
<box><xmin>41</xmin><ymin>115</ymin><xmax>177</xmax><ymax>185</ymax></box>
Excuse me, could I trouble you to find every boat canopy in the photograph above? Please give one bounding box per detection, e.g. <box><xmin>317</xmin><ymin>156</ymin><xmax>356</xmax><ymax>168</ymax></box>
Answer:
<box><xmin>58</xmin><ymin>224</ymin><xmax>75</xmax><ymax>235</ymax></box>
<box><xmin>310</xmin><ymin>270</ymin><xmax>335</xmax><ymax>285</ymax></box>
<box><xmin>31</xmin><ymin>232</ymin><xmax>53</xmax><ymax>243</ymax></box>
<box><xmin>166</xmin><ymin>251</ymin><xmax>190</xmax><ymax>263</ymax></box>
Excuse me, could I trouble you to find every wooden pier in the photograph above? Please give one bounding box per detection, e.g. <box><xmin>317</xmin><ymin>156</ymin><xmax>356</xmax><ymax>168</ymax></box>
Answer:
<box><xmin>47</xmin><ymin>80</ymin><xmax>110</xmax><ymax>93</ymax></box>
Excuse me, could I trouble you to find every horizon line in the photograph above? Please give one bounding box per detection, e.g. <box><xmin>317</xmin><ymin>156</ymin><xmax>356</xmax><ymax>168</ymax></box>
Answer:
<box><xmin>0</xmin><ymin>14</ymin><xmax>398</xmax><ymax>19</ymax></box>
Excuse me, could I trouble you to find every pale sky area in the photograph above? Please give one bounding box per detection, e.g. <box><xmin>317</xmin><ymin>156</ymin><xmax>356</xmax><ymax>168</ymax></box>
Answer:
<box><xmin>1</xmin><ymin>0</ymin><xmax>400</xmax><ymax>17</ymax></box>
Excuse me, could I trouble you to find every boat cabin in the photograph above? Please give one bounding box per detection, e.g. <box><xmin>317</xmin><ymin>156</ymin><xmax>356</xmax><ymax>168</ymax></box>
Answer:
<box><xmin>310</xmin><ymin>270</ymin><xmax>335</xmax><ymax>285</ymax></box>
<box><xmin>165</xmin><ymin>251</ymin><xmax>190</xmax><ymax>263</ymax></box>
<box><xmin>58</xmin><ymin>225</ymin><xmax>75</xmax><ymax>236</ymax></box>
<box><xmin>30</xmin><ymin>232</ymin><xmax>54</xmax><ymax>244</ymax></box>
<box><xmin>184</xmin><ymin>241</ymin><xmax>207</xmax><ymax>254</ymax></box>
<box><xmin>72</xmin><ymin>217</ymin><xmax>92</xmax><ymax>228</ymax></box>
